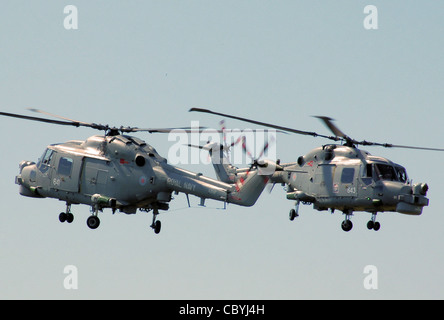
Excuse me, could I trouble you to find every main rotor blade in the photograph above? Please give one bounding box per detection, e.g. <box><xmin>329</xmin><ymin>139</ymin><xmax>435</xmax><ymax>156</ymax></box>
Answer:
<box><xmin>130</xmin><ymin>127</ymin><xmax>213</xmax><ymax>133</ymax></box>
<box><xmin>361</xmin><ymin>141</ymin><xmax>444</xmax><ymax>152</ymax></box>
<box><xmin>28</xmin><ymin>108</ymin><xmax>92</xmax><ymax>126</ymax></box>
<box><xmin>0</xmin><ymin>111</ymin><xmax>81</xmax><ymax>128</ymax></box>
<box><xmin>189</xmin><ymin>107</ymin><xmax>336</xmax><ymax>140</ymax></box>
<box><xmin>190</xmin><ymin>108</ymin><xmax>444</xmax><ymax>152</ymax></box>
<box><xmin>28</xmin><ymin>108</ymin><xmax>108</xmax><ymax>131</ymax></box>
<box><xmin>313</xmin><ymin>116</ymin><xmax>348</xmax><ymax>139</ymax></box>
<box><xmin>28</xmin><ymin>109</ymin><xmax>210</xmax><ymax>134</ymax></box>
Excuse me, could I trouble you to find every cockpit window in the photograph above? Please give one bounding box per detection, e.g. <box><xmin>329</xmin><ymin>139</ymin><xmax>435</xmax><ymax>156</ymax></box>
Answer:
<box><xmin>363</xmin><ymin>163</ymin><xmax>409</xmax><ymax>183</ymax></box>
<box><xmin>374</xmin><ymin>164</ymin><xmax>397</xmax><ymax>181</ymax></box>
<box><xmin>38</xmin><ymin>149</ymin><xmax>54</xmax><ymax>173</ymax></box>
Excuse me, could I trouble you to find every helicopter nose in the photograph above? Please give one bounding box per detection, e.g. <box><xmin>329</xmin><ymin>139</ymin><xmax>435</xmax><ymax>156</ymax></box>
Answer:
<box><xmin>413</xmin><ymin>183</ymin><xmax>428</xmax><ymax>196</ymax></box>
<box><xmin>16</xmin><ymin>161</ymin><xmax>33</xmax><ymax>184</ymax></box>
<box><xmin>396</xmin><ymin>182</ymin><xmax>429</xmax><ymax>215</ymax></box>
<box><xmin>15</xmin><ymin>161</ymin><xmax>41</xmax><ymax>198</ymax></box>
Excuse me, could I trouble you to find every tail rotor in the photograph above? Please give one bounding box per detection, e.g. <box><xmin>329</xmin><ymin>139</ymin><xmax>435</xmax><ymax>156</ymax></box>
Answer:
<box><xmin>236</xmin><ymin>135</ymin><xmax>276</xmax><ymax>190</ymax></box>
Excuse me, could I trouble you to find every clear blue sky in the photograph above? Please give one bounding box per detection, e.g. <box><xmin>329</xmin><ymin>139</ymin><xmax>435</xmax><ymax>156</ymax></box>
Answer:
<box><xmin>0</xmin><ymin>1</ymin><xmax>443</xmax><ymax>299</ymax></box>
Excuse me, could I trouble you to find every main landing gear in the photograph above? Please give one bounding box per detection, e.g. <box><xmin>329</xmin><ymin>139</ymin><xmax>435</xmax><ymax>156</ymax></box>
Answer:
<box><xmin>87</xmin><ymin>215</ymin><xmax>100</xmax><ymax>229</ymax></box>
<box><xmin>150</xmin><ymin>208</ymin><xmax>161</xmax><ymax>234</ymax></box>
<box><xmin>289</xmin><ymin>200</ymin><xmax>300</xmax><ymax>221</ymax></box>
<box><xmin>86</xmin><ymin>203</ymin><xmax>101</xmax><ymax>229</ymax></box>
<box><xmin>340</xmin><ymin>211</ymin><xmax>381</xmax><ymax>232</ymax></box>
<box><xmin>288</xmin><ymin>205</ymin><xmax>382</xmax><ymax>232</ymax></box>
<box><xmin>341</xmin><ymin>213</ymin><xmax>353</xmax><ymax>232</ymax></box>
<box><xmin>57</xmin><ymin>203</ymin><xmax>163</xmax><ymax>234</ymax></box>
<box><xmin>58</xmin><ymin>203</ymin><xmax>101</xmax><ymax>229</ymax></box>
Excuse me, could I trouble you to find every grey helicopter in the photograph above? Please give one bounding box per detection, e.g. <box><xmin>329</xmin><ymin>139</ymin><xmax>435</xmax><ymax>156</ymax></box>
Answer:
<box><xmin>190</xmin><ymin>108</ymin><xmax>444</xmax><ymax>232</ymax></box>
<box><xmin>1</xmin><ymin>109</ymin><xmax>272</xmax><ymax>234</ymax></box>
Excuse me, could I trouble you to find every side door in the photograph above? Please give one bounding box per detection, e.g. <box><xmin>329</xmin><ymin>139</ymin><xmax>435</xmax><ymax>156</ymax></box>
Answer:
<box><xmin>358</xmin><ymin>163</ymin><xmax>374</xmax><ymax>199</ymax></box>
<box><xmin>312</xmin><ymin>164</ymin><xmax>337</xmax><ymax>196</ymax></box>
<box><xmin>80</xmin><ymin>157</ymin><xmax>110</xmax><ymax>196</ymax></box>
<box><xmin>51</xmin><ymin>153</ymin><xmax>84</xmax><ymax>192</ymax></box>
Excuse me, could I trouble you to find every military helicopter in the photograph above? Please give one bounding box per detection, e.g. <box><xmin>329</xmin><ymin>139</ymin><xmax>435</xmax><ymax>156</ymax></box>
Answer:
<box><xmin>1</xmin><ymin>109</ymin><xmax>272</xmax><ymax>234</ymax></box>
<box><xmin>190</xmin><ymin>108</ymin><xmax>444</xmax><ymax>232</ymax></box>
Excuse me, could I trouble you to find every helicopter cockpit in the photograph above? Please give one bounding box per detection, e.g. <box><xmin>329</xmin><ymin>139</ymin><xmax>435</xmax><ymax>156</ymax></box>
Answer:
<box><xmin>364</xmin><ymin>162</ymin><xmax>409</xmax><ymax>184</ymax></box>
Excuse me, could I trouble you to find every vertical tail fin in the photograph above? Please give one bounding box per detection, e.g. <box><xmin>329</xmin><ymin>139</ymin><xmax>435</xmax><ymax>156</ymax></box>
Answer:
<box><xmin>227</xmin><ymin>169</ymin><xmax>270</xmax><ymax>207</ymax></box>
<box><xmin>186</xmin><ymin>141</ymin><xmax>239</xmax><ymax>183</ymax></box>
<box><xmin>191</xmin><ymin>141</ymin><xmax>271</xmax><ymax>207</ymax></box>
<box><xmin>208</xmin><ymin>142</ymin><xmax>238</xmax><ymax>183</ymax></box>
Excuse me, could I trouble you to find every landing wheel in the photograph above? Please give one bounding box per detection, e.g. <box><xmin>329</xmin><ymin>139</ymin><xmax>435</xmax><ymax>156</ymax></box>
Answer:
<box><xmin>153</xmin><ymin>220</ymin><xmax>161</xmax><ymax>234</ymax></box>
<box><xmin>367</xmin><ymin>213</ymin><xmax>380</xmax><ymax>231</ymax></box>
<box><xmin>59</xmin><ymin>203</ymin><xmax>74</xmax><ymax>224</ymax></box>
<box><xmin>66</xmin><ymin>213</ymin><xmax>74</xmax><ymax>223</ymax></box>
<box><xmin>289</xmin><ymin>200</ymin><xmax>300</xmax><ymax>221</ymax></box>
<box><xmin>341</xmin><ymin>219</ymin><xmax>353</xmax><ymax>232</ymax></box>
<box><xmin>87</xmin><ymin>216</ymin><xmax>100</xmax><ymax>229</ymax></box>
<box><xmin>368</xmin><ymin>221</ymin><xmax>381</xmax><ymax>231</ymax></box>
<box><xmin>289</xmin><ymin>209</ymin><xmax>297</xmax><ymax>221</ymax></box>
<box><xmin>59</xmin><ymin>212</ymin><xmax>74</xmax><ymax>223</ymax></box>
<box><xmin>150</xmin><ymin>209</ymin><xmax>161</xmax><ymax>234</ymax></box>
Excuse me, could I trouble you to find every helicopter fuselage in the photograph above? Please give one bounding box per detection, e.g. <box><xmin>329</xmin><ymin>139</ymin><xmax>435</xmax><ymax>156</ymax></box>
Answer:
<box><xmin>273</xmin><ymin>144</ymin><xmax>429</xmax><ymax>215</ymax></box>
<box><xmin>16</xmin><ymin>134</ymin><xmax>268</xmax><ymax>218</ymax></box>
<box><xmin>189</xmin><ymin>107</ymin><xmax>438</xmax><ymax>232</ymax></box>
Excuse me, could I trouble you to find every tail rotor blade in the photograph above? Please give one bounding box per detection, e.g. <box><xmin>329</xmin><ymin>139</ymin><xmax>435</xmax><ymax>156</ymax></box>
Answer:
<box><xmin>241</xmin><ymin>136</ymin><xmax>254</xmax><ymax>160</ymax></box>
<box><xmin>229</xmin><ymin>135</ymin><xmax>242</xmax><ymax>148</ymax></box>
<box><xmin>219</xmin><ymin>120</ymin><xmax>227</xmax><ymax>149</ymax></box>
<box><xmin>257</xmin><ymin>135</ymin><xmax>275</xmax><ymax>159</ymax></box>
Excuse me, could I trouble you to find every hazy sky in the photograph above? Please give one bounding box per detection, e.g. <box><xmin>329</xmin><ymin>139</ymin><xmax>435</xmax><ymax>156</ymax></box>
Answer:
<box><xmin>1</xmin><ymin>1</ymin><xmax>443</xmax><ymax>299</ymax></box>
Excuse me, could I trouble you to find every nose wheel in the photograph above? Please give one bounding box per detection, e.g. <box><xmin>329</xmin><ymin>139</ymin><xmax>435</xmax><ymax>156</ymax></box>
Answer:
<box><xmin>59</xmin><ymin>203</ymin><xmax>74</xmax><ymax>223</ymax></box>
<box><xmin>367</xmin><ymin>213</ymin><xmax>381</xmax><ymax>231</ymax></box>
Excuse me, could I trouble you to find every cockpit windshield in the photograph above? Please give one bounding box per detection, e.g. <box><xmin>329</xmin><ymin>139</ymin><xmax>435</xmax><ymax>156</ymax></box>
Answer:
<box><xmin>37</xmin><ymin>148</ymin><xmax>54</xmax><ymax>173</ymax></box>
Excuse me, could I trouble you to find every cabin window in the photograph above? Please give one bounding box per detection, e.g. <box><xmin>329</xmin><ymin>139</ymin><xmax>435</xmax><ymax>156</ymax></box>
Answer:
<box><xmin>341</xmin><ymin>168</ymin><xmax>355</xmax><ymax>184</ymax></box>
<box><xmin>58</xmin><ymin>157</ymin><xmax>73</xmax><ymax>176</ymax></box>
